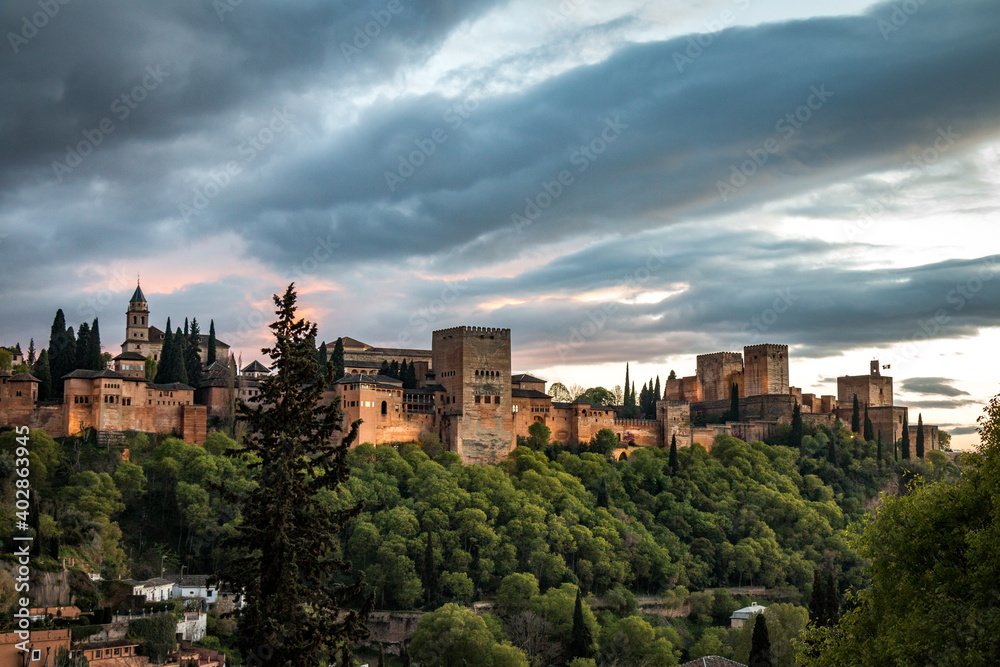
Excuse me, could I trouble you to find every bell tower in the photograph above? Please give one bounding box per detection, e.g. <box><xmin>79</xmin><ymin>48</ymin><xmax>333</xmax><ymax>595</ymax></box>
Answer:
<box><xmin>125</xmin><ymin>281</ymin><xmax>149</xmax><ymax>354</ymax></box>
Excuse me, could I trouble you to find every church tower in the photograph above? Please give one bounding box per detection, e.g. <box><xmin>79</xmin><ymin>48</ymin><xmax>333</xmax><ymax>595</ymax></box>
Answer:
<box><xmin>124</xmin><ymin>282</ymin><xmax>150</xmax><ymax>355</ymax></box>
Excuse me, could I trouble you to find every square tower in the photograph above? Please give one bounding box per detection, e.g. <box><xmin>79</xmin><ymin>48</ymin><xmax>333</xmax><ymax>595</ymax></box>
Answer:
<box><xmin>696</xmin><ymin>351</ymin><xmax>744</xmax><ymax>402</ymax></box>
<box><xmin>432</xmin><ymin>326</ymin><xmax>514</xmax><ymax>464</ymax></box>
<box><xmin>742</xmin><ymin>344</ymin><xmax>789</xmax><ymax>396</ymax></box>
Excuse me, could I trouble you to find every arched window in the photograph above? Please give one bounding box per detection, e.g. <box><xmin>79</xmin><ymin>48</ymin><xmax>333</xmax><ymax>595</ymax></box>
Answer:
<box><xmin>381</xmin><ymin>401</ymin><xmax>387</xmax><ymax>415</ymax></box>
<box><xmin>132</xmin><ymin>316</ymin><xmax>137</xmax><ymax>324</ymax></box>
<box><xmin>619</xmin><ymin>452</ymin><xmax>628</xmax><ymax>461</ymax></box>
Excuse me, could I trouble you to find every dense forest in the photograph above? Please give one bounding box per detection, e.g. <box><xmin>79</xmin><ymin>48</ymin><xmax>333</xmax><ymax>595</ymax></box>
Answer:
<box><xmin>1</xmin><ymin>410</ymin><xmax>965</xmax><ymax>665</ymax></box>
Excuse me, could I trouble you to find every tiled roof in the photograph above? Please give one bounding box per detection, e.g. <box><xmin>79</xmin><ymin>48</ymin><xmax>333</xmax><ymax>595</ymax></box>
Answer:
<box><xmin>63</xmin><ymin>369</ymin><xmax>127</xmax><ymax>380</ymax></box>
<box><xmin>241</xmin><ymin>360</ymin><xmax>270</xmax><ymax>374</ymax></box>
<box><xmin>148</xmin><ymin>382</ymin><xmax>195</xmax><ymax>392</ymax></box>
<box><xmin>10</xmin><ymin>372</ymin><xmax>40</xmax><ymax>382</ymax></box>
<box><xmin>512</xmin><ymin>388</ymin><xmax>551</xmax><ymax>399</ymax></box>
<box><xmin>511</xmin><ymin>373</ymin><xmax>546</xmax><ymax>384</ymax></box>
<box><xmin>114</xmin><ymin>351</ymin><xmax>147</xmax><ymax>361</ymax></box>
<box><xmin>129</xmin><ymin>283</ymin><xmax>146</xmax><ymax>303</ymax></box>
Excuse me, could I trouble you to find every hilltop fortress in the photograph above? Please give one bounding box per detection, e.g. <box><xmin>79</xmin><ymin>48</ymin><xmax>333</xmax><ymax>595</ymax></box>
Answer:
<box><xmin>0</xmin><ymin>291</ymin><xmax>939</xmax><ymax>463</ymax></box>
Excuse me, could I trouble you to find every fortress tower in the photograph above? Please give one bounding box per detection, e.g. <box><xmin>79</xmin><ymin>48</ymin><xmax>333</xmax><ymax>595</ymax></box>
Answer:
<box><xmin>743</xmin><ymin>344</ymin><xmax>789</xmax><ymax>396</ymax></box>
<box><xmin>696</xmin><ymin>351</ymin><xmax>744</xmax><ymax>402</ymax></box>
<box><xmin>123</xmin><ymin>283</ymin><xmax>150</xmax><ymax>357</ymax></box>
<box><xmin>431</xmin><ymin>326</ymin><xmax>514</xmax><ymax>464</ymax></box>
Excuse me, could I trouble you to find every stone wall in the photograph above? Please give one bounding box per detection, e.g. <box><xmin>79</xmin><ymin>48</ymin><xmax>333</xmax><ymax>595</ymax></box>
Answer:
<box><xmin>743</xmin><ymin>344</ymin><xmax>789</xmax><ymax>396</ymax></box>
<box><xmin>696</xmin><ymin>352</ymin><xmax>744</xmax><ymax>402</ymax></box>
<box><xmin>837</xmin><ymin>374</ymin><xmax>893</xmax><ymax>408</ymax></box>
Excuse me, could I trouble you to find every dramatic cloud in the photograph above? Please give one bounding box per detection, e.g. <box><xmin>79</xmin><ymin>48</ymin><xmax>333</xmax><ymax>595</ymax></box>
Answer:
<box><xmin>901</xmin><ymin>377</ymin><xmax>971</xmax><ymax>397</ymax></box>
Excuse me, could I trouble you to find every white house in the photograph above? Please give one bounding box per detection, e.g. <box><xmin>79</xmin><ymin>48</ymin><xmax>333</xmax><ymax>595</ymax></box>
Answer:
<box><xmin>168</xmin><ymin>574</ymin><xmax>219</xmax><ymax>604</ymax></box>
<box><xmin>729</xmin><ymin>601</ymin><xmax>767</xmax><ymax>629</ymax></box>
<box><xmin>128</xmin><ymin>577</ymin><xmax>175</xmax><ymax>602</ymax></box>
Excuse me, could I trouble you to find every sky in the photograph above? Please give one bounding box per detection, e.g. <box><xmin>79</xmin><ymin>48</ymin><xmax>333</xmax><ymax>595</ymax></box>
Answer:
<box><xmin>1</xmin><ymin>0</ymin><xmax>998</xmax><ymax>449</ymax></box>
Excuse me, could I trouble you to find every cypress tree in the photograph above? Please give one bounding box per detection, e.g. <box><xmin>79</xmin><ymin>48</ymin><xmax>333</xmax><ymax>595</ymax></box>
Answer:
<box><xmin>33</xmin><ymin>350</ymin><xmax>51</xmax><ymax>401</ymax></box>
<box><xmin>183</xmin><ymin>317</ymin><xmax>189</xmax><ymax>337</ymax></box>
<box><xmin>877</xmin><ymin>433</ymin><xmax>883</xmax><ymax>469</ymax></box>
<box><xmin>809</xmin><ymin>568</ymin><xmax>825</xmax><ymax>626</ymax></box>
<box><xmin>186</xmin><ymin>318</ymin><xmax>203</xmax><ymax>388</ymax></box>
<box><xmin>631</xmin><ymin>381</ymin><xmax>636</xmax><ymax>415</ymax></box>
<box><xmin>156</xmin><ymin>324</ymin><xmax>173</xmax><ymax>384</ymax></box>
<box><xmin>851</xmin><ymin>394</ymin><xmax>860</xmax><ymax>433</ymax></box>
<box><xmin>824</xmin><ymin>569</ymin><xmax>839</xmax><ymax>625</ymax></box>
<box><xmin>62</xmin><ymin>326</ymin><xmax>76</xmax><ymax>381</ymax></box>
<box><xmin>624</xmin><ymin>363</ymin><xmax>631</xmax><ymax>415</ymax></box>
<box><xmin>654</xmin><ymin>376</ymin><xmax>661</xmax><ymax>405</ymax></box>
<box><xmin>749</xmin><ymin>614</ymin><xmax>773</xmax><ymax>667</ymax></box>
<box><xmin>88</xmin><ymin>318</ymin><xmax>103</xmax><ymax>370</ymax></box>
<box><xmin>170</xmin><ymin>328</ymin><xmax>188</xmax><ymax>385</ymax></box>
<box><xmin>639</xmin><ymin>381</ymin><xmax>648</xmax><ymax>416</ymax></box>
<box><xmin>221</xmin><ymin>285</ymin><xmax>372</xmax><ymax>664</ymax></box>
<box><xmin>570</xmin><ymin>588</ymin><xmax>593</xmax><ymax>659</ymax></box>
<box><xmin>207</xmin><ymin>320</ymin><xmax>217</xmax><ymax>365</ymax></box>
<box><xmin>669</xmin><ymin>434</ymin><xmax>678</xmax><ymax>473</ymax></box>
<box><xmin>379</xmin><ymin>360</ymin><xmax>390</xmax><ymax>376</ymax></box>
<box><xmin>668</xmin><ymin>369</ymin><xmax>676</xmax><ymax>380</ymax></box>
<box><xmin>827</xmin><ymin>437</ymin><xmax>836</xmax><ymax>464</ymax></box>
<box><xmin>404</xmin><ymin>361</ymin><xmax>417</xmax><ymax>389</ymax></box>
<box><xmin>863</xmin><ymin>405</ymin><xmax>874</xmax><ymax>441</ymax></box>
<box><xmin>48</xmin><ymin>308</ymin><xmax>66</xmax><ymax>374</ymax></box>
<box><xmin>424</xmin><ymin>531</ymin><xmax>438</xmax><ymax>606</ymax></box>
<box><xmin>789</xmin><ymin>403</ymin><xmax>803</xmax><ymax>449</ymax></box>
<box><xmin>75</xmin><ymin>322</ymin><xmax>91</xmax><ymax>370</ymax></box>
<box><xmin>916</xmin><ymin>413</ymin><xmax>925</xmax><ymax>458</ymax></box>
<box><xmin>389</xmin><ymin>360</ymin><xmax>399</xmax><ymax>379</ymax></box>
<box><xmin>901</xmin><ymin>412</ymin><xmax>911</xmax><ymax>459</ymax></box>
<box><xmin>728</xmin><ymin>382</ymin><xmax>740</xmax><ymax>422</ymax></box>
<box><xmin>317</xmin><ymin>341</ymin><xmax>328</xmax><ymax>372</ymax></box>
<box><xmin>27</xmin><ymin>338</ymin><xmax>35</xmax><ymax>366</ymax></box>
<box><xmin>332</xmin><ymin>337</ymin><xmax>345</xmax><ymax>381</ymax></box>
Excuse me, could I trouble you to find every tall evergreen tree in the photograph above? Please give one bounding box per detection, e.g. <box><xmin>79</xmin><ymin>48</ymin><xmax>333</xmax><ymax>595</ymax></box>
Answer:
<box><xmin>317</xmin><ymin>341</ymin><xmax>329</xmax><ymax>375</ymax></box>
<box><xmin>186</xmin><ymin>318</ymin><xmax>202</xmax><ymax>388</ymax></box>
<box><xmin>47</xmin><ymin>309</ymin><xmax>67</xmax><ymax>396</ymax></box>
<box><xmin>639</xmin><ymin>381</ymin><xmax>648</xmax><ymax>416</ymax></box>
<box><xmin>221</xmin><ymin>285</ymin><xmax>371</xmax><ymax>664</ymax></box>
<box><xmin>824</xmin><ymin>568</ymin><xmax>839</xmax><ymax>626</ymax></box>
<box><xmin>155</xmin><ymin>324</ymin><xmax>174</xmax><ymax>384</ymax></box>
<box><xmin>207</xmin><ymin>320</ymin><xmax>217</xmax><ymax>365</ymax></box>
<box><xmin>749</xmin><ymin>614</ymin><xmax>773</xmax><ymax>667</ymax></box>
<box><xmin>570</xmin><ymin>588</ymin><xmax>593</xmax><ymax>659</ymax></box>
<box><xmin>827</xmin><ymin>437</ymin><xmax>836</xmax><ymax>464</ymax></box>
<box><xmin>669</xmin><ymin>434</ymin><xmax>678</xmax><ymax>473</ymax></box>
<box><xmin>728</xmin><ymin>382</ymin><xmax>740</xmax><ymax>422</ymax></box>
<box><xmin>183</xmin><ymin>317</ymin><xmax>189</xmax><ymax>337</ymax></box>
<box><xmin>877</xmin><ymin>433</ymin><xmax>883</xmax><ymax>469</ymax></box>
<box><xmin>379</xmin><ymin>360</ymin><xmax>391</xmax><ymax>376</ymax></box>
<box><xmin>916</xmin><ymin>413</ymin><xmax>925</xmax><ymax>458</ymax></box>
<box><xmin>851</xmin><ymin>394</ymin><xmax>861</xmax><ymax>433</ymax></box>
<box><xmin>863</xmin><ymin>405</ymin><xmax>874</xmax><ymax>441</ymax></box>
<box><xmin>169</xmin><ymin>327</ymin><xmax>188</xmax><ymax>385</ymax></box>
<box><xmin>75</xmin><ymin>322</ymin><xmax>91</xmax><ymax>371</ymax></box>
<box><xmin>654</xmin><ymin>376</ymin><xmax>661</xmax><ymax>405</ymax></box>
<box><xmin>404</xmin><ymin>361</ymin><xmax>417</xmax><ymax>389</ymax></box>
<box><xmin>27</xmin><ymin>338</ymin><xmax>35</xmax><ymax>366</ymax></box>
<box><xmin>388</xmin><ymin>360</ymin><xmax>400</xmax><ymax>379</ymax></box>
<box><xmin>88</xmin><ymin>318</ymin><xmax>103</xmax><ymax>370</ymax></box>
<box><xmin>631</xmin><ymin>381</ymin><xmax>636</xmax><ymax>416</ymax></box>
<box><xmin>809</xmin><ymin>567</ymin><xmax>826</xmax><ymax>626</ymax></box>
<box><xmin>424</xmin><ymin>531</ymin><xmax>438</xmax><ymax>606</ymax></box>
<box><xmin>667</xmin><ymin>369</ymin><xmax>676</xmax><ymax>381</ymax></box>
<box><xmin>61</xmin><ymin>327</ymin><xmax>76</xmax><ymax>389</ymax></box>
<box><xmin>790</xmin><ymin>402</ymin><xmax>804</xmax><ymax>449</ymax></box>
<box><xmin>901</xmin><ymin>412</ymin><xmax>911</xmax><ymax>459</ymax></box>
<box><xmin>624</xmin><ymin>363</ymin><xmax>635</xmax><ymax>416</ymax></box>
<box><xmin>332</xmin><ymin>337</ymin><xmax>345</xmax><ymax>381</ymax></box>
<box><xmin>33</xmin><ymin>350</ymin><xmax>51</xmax><ymax>401</ymax></box>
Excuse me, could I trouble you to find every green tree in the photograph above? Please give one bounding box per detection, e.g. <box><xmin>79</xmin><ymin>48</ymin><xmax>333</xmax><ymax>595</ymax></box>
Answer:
<box><xmin>331</xmin><ymin>337</ymin><xmax>345</xmax><ymax>381</ymax></box>
<box><xmin>808</xmin><ymin>567</ymin><xmax>825</xmax><ymax>627</ymax></box>
<box><xmin>207</xmin><ymin>320</ymin><xmax>217</xmax><ymax>365</ymax></box>
<box><xmin>155</xmin><ymin>321</ymin><xmax>173</xmax><ymax>384</ymax></box>
<box><xmin>88</xmin><ymin>318</ymin><xmax>103</xmax><ymax>370</ymax></box>
<box><xmin>900</xmin><ymin>412</ymin><xmax>910</xmax><ymax>460</ymax></box>
<box><xmin>221</xmin><ymin>285</ymin><xmax>372</xmax><ymax>665</ymax></box>
<box><xmin>526</xmin><ymin>421</ymin><xmax>551</xmax><ymax>450</ymax></box>
<box><xmin>851</xmin><ymin>394</ymin><xmax>860</xmax><ymax>434</ymax></box>
<box><xmin>624</xmin><ymin>363</ymin><xmax>633</xmax><ymax>416</ymax></box>
<box><xmin>749</xmin><ymin>614</ymin><xmax>772</xmax><ymax>667</ymax></box>
<box><xmin>186</xmin><ymin>318</ymin><xmax>202</xmax><ymax>388</ymax></box>
<box><xmin>170</xmin><ymin>327</ymin><xmax>188</xmax><ymax>385</ymax></box>
<box><xmin>789</xmin><ymin>403</ymin><xmax>803</xmax><ymax>449</ymax></box>
<box><xmin>75</xmin><ymin>321</ymin><xmax>91</xmax><ymax>370</ymax></box>
<box><xmin>145</xmin><ymin>355</ymin><xmax>158</xmax><ymax>381</ymax></box>
<box><xmin>798</xmin><ymin>391</ymin><xmax>1000</xmax><ymax>665</ymax></box>
<box><xmin>33</xmin><ymin>349</ymin><xmax>51</xmax><ymax>400</ymax></box>
<box><xmin>576</xmin><ymin>387</ymin><xmax>615</xmax><ymax>406</ymax></box>
<box><xmin>570</xmin><ymin>588</ymin><xmax>593</xmax><ymax>660</ymax></box>
<box><xmin>27</xmin><ymin>338</ymin><xmax>36</xmax><ymax>366</ymax></box>
<box><xmin>496</xmin><ymin>573</ymin><xmax>539</xmax><ymax>617</ymax></box>
<box><xmin>863</xmin><ymin>405</ymin><xmax>874</xmax><ymax>442</ymax></box>
<box><xmin>669</xmin><ymin>434</ymin><xmax>678</xmax><ymax>473</ymax></box>
<box><xmin>876</xmin><ymin>433</ymin><xmax>883</xmax><ymax>469</ymax></box>
<box><xmin>728</xmin><ymin>382</ymin><xmax>740</xmax><ymax>422</ymax></box>
<box><xmin>410</xmin><ymin>603</ymin><xmax>529</xmax><ymax>666</ymax></box>
<box><xmin>915</xmin><ymin>413</ymin><xmax>924</xmax><ymax>458</ymax></box>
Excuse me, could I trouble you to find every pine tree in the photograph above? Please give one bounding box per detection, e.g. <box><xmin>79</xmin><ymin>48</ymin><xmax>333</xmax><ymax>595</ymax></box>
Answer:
<box><xmin>790</xmin><ymin>402</ymin><xmax>803</xmax><ymax>449</ymax></box>
<box><xmin>809</xmin><ymin>568</ymin><xmax>825</xmax><ymax>626</ymax></box>
<box><xmin>668</xmin><ymin>369</ymin><xmax>676</xmax><ymax>381</ymax></box>
<box><xmin>75</xmin><ymin>322</ymin><xmax>91</xmax><ymax>370</ymax></box>
<box><xmin>33</xmin><ymin>350</ymin><xmax>51</xmax><ymax>401</ymax></box>
<box><xmin>749</xmin><ymin>614</ymin><xmax>773</xmax><ymax>667</ymax></box>
<box><xmin>379</xmin><ymin>360</ymin><xmax>390</xmax><ymax>377</ymax></box>
<box><xmin>570</xmin><ymin>588</ymin><xmax>593</xmax><ymax>659</ymax></box>
<box><xmin>186</xmin><ymin>318</ymin><xmax>202</xmax><ymax>388</ymax></box>
<box><xmin>155</xmin><ymin>324</ymin><xmax>173</xmax><ymax>384</ymax></box>
<box><xmin>851</xmin><ymin>394</ymin><xmax>860</xmax><ymax>433</ymax></box>
<box><xmin>916</xmin><ymin>413</ymin><xmax>925</xmax><ymax>458</ymax></box>
<box><xmin>669</xmin><ymin>434</ymin><xmax>678</xmax><ymax>473</ymax></box>
<box><xmin>221</xmin><ymin>285</ymin><xmax>372</xmax><ymax>664</ymax></box>
<box><xmin>88</xmin><ymin>318</ymin><xmax>103</xmax><ymax>370</ymax></box>
<box><xmin>317</xmin><ymin>341</ymin><xmax>328</xmax><ymax>376</ymax></box>
<box><xmin>864</xmin><ymin>405</ymin><xmax>874</xmax><ymax>441</ymax></box>
<box><xmin>332</xmin><ymin>337</ymin><xmax>345</xmax><ymax>381</ymax></box>
<box><xmin>27</xmin><ymin>339</ymin><xmax>35</xmax><ymax>366</ymax></box>
<box><xmin>901</xmin><ymin>412</ymin><xmax>911</xmax><ymax>459</ymax></box>
<box><xmin>207</xmin><ymin>320</ymin><xmax>217</xmax><ymax>365</ymax></box>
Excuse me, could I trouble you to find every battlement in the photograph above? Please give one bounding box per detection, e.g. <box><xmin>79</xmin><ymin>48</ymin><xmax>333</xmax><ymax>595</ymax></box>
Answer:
<box><xmin>697</xmin><ymin>351</ymin><xmax>744</xmax><ymax>362</ymax></box>
<box><xmin>744</xmin><ymin>343</ymin><xmax>788</xmax><ymax>352</ymax></box>
<box><xmin>433</xmin><ymin>326</ymin><xmax>511</xmax><ymax>338</ymax></box>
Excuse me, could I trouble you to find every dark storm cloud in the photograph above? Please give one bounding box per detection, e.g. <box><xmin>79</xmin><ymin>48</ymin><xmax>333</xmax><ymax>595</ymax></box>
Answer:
<box><xmin>3</xmin><ymin>0</ymin><xmax>1000</xmax><ymax>364</ymax></box>
<box><xmin>900</xmin><ymin>377</ymin><xmax>971</xmax><ymax>397</ymax></box>
<box><xmin>949</xmin><ymin>426</ymin><xmax>980</xmax><ymax>436</ymax></box>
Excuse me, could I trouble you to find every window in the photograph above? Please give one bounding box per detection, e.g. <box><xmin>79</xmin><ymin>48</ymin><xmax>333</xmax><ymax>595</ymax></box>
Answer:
<box><xmin>475</xmin><ymin>395</ymin><xmax>481</xmax><ymax>404</ymax></box>
<box><xmin>32</xmin><ymin>650</ymin><xmax>41</xmax><ymax>661</ymax></box>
